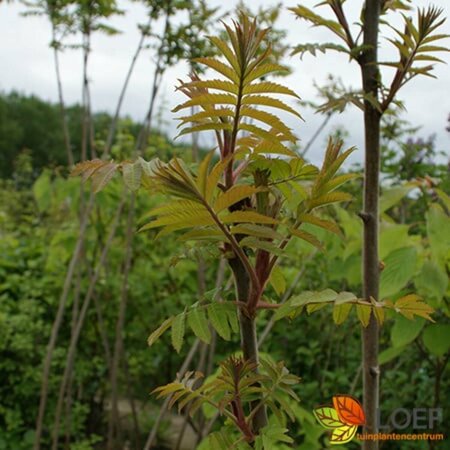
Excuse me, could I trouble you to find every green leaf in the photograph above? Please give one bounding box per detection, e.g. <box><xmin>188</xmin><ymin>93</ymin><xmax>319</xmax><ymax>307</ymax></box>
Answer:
<box><xmin>333</xmin><ymin>303</ymin><xmax>353</xmax><ymax>325</ymax></box>
<box><xmin>230</xmin><ymin>224</ymin><xmax>283</xmax><ymax>240</ymax></box>
<box><xmin>415</xmin><ymin>260</ymin><xmax>448</xmax><ymax>303</ymax></box>
<box><xmin>356</xmin><ymin>304</ymin><xmax>372</xmax><ymax>327</ymax></box>
<box><xmin>148</xmin><ymin>317</ymin><xmax>174</xmax><ymax>346</ymax></box>
<box><xmin>188</xmin><ymin>308</ymin><xmax>211</xmax><ymax>344</ymax></box>
<box><xmin>379</xmin><ymin>345</ymin><xmax>407</xmax><ymax>365</ymax></box>
<box><xmin>221</xmin><ymin>210</ymin><xmax>279</xmax><ymax>225</ymax></box>
<box><xmin>242</xmin><ymin>95</ymin><xmax>303</xmax><ymax>119</ymax></box>
<box><xmin>243</xmin><ymin>81</ymin><xmax>299</xmax><ymax>97</ymax></box>
<box><xmin>193</xmin><ymin>57</ymin><xmax>239</xmax><ymax>83</ymax></box>
<box><xmin>380</xmin><ymin>247</ymin><xmax>417</xmax><ymax>298</ymax></box>
<box><xmin>173</xmin><ymin>94</ymin><xmax>237</xmax><ymax>112</ymax></box>
<box><xmin>213</xmin><ymin>185</ymin><xmax>261</xmax><ymax>213</ymax></box>
<box><xmin>207</xmin><ymin>303</ymin><xmax>231</xmax><ymax>340</ymax></box>
<box><xmin>122</xmin><ymin>160</ymin><xmax>142</xmax><ymax>191</ymax></box>
<box><xmin>422</xmin><ymin>325</ymin><xmax>450</xmax><ymax>357</ymax></box>
<box><xmin>391</xmin><ymin>315</ymin><xmax>425</xmax><ymax>348</ymax></box>
<box><xmin>171</xmin><ymin>312</ymin><xmax>186</xmax><ymax>353</ymax></box>
<box><xmin>33</xmin><ymin>170</ymin><xmax>52</xmax><ymax>212</ymax></box>
<box><xmin>308</xmin><ymin>192</ymin><xmax>352</xmax><ymax>209</ymax></box>
<box><xmin>290</xmin><ymin>228</ymin><xmax>323</xmax><ymax>250</ymax></box>
<box><xmin>270</xmin><ymin>266</ymin><xmax>286</xmax><ymax>296</ymax></box>
<box><xmin>380</xmin><ymin>185</ymin><xmax>415</xmax><ymax>213</ymax></box>
<box><xmin>243</xmin><ymin>63</ymin><xmax>289</xmax><ymax>84</ymax></box>
<box><xmin>380</xmin><ymin>223</ymin><xmax>411</xmax><ymax>259</ymax></box>
<box><xmin>239</xmin><ymin>237</ymin><xmax>284</xmax><ymax>256</ymax></box>
<box><xmin>426</xmin><ymin>204</ymin><xmax>450</xmax><ymax>270</ymax></box>
<box><xmin>298</xmin><ymin>213</ymin><xmax>341</xmax><ymax>236</ymax></box>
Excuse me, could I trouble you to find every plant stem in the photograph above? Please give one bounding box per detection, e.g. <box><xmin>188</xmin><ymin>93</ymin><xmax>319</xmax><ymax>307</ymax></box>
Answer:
<box><xmin>51</xmin><ymin>196</ymin><xmax>125</xmax><ymax>450</ymax></box>
<box><xmin>104</xmin><ymin>19</ymin><xmax>151</xmax><ymax>156</ymax></box>
<box><xmin>33</xmin><ymin>193</ymin><xmax>95</xmax><ymax>450</ymax></box>
<box><xmin>360</xmin><ymin>1</ymin><xmax>382</xmax><ymax>449</ymax></box>
<box><xmin>108</xmin><ymin>194</ymin><xmax>134</xmax><ymax>450</ymax></box>
<box><xmin>229</xmin><ymin>257</ymin><xmax>268</xmax><ymax>434</ymax></box>
<box><xmin>51</xmin><ymin>25</ymin><xmax>74</xmax><ymax>167</ymax></box>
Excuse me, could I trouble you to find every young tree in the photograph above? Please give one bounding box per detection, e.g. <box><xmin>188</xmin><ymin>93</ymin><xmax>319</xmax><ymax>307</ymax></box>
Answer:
<box><xmin>73</xmin><ymin>14</ymin><xmax>434</xmax><ymax>447</ymax></box>
<box><xmin>290</xmin><ymin>1</ymin><xmax>448</xmax><ymax>448</ymax></box>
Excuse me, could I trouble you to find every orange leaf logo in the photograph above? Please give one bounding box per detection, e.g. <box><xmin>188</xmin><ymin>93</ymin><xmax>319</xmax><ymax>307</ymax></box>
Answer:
<box><xmin>332</xmin><ymin>395</ymin><xmax>366</xmax><ymax>426</ymax></box>
<box><xmin>314</xmin><ymin>394</ymin><xmax>365</xmax><ymax>445</ymax></box>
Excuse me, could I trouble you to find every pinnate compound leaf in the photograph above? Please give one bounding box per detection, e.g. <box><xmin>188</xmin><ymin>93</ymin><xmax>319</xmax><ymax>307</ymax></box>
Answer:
<box><xmin>313</xmin><ymin>406</ymin><xmax>345</xmax><ymax>429</ymax></box>
<box><xmin>330</xmin><ymin>424</ymin><xmax>358</xmax><ymax>444</ymax></box>
<box><xmin>333</xmin><ymin>395</ymin><xmax>366</xmax><ymax>426</ymax></box>
<box><xmin>148</xmin><ymin>317</ymin><xmax>174</xmax><ymax>346</ymax></box>
<box><xmin>187</xmin><ymin>308</ymin><xmax>211</xmax><ymax>344</ymax></box>
<box><xmin>171</xmin><ymin>312</ymin><xmax>186</xmax><ymax>353</ymax></box>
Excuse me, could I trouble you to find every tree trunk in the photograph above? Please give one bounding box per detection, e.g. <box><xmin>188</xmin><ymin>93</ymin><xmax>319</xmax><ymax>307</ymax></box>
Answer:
<box><xmin>229</xmin><ymin>258</ymin><xmax>268</xmax><ymax>433</ymax></box>
<box><xmin>361</xmin><ymin>1</ymin><xmax>381</xmax><ymax>449</ymax></box>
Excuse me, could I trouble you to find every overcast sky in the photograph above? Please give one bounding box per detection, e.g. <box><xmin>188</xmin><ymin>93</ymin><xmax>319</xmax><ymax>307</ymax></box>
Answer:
<box><xmin>1</xmin><ymin>0</ymin><xmax>449</xmax><ymax>166</ymax></box>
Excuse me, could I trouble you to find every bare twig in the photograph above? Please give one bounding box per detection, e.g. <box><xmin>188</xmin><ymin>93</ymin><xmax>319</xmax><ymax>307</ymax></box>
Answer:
<box><xmin>33</xmin><ymin>193</ymin><xmax>95</xmax><ymax>450</ymax></box>
<box><xmin>51</xmin><ymin>196</ymin><xmax>125</xmax><ymax>450</ymax></box>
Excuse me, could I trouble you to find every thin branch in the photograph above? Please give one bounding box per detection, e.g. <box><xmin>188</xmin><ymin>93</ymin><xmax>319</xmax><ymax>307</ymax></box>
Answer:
<box><xmin>51</xmin><ymin>195</ymin><xmax>125</xmax><ymax>450</ymax></box>
<box><xmin>108</xmin><ymin>194</ymin><xmax>135</xmax><ymax>450</ymax></box>
<box><xmin>33</xmin><ymin>193</ymin><xmax>95</xmax><ymax>450</ymax></box>
<box><xmin>104</xmin><ymin>18</ymin><xmax>152</xmax><ymax>156</ymax></box>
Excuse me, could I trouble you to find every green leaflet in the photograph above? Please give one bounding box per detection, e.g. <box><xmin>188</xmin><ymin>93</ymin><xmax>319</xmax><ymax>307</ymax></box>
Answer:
<box><xmin>221</xmin><ymin>210</ymin><xmax>279</xmax><ymax>225</ymax></box>
<box><xmin>289</xmin><ymin>228</ymin><xmax>323</xmax><ymax>250</ymax></box>
<box><xmin>333</xmin><ymin>303</ymin><xmax>352</xmax><ymax>325</ymax></box>
<box><xmin>270</xmin><ymin>266</ymin><xmax>286</xmax><ymax>296</ymax></box>
<box><xmin>187</xmin><ymin>308</ymin><xmax>211</xmax><ymax>344</ymax></box>
<box><xmin>148</xmin><ymin>317</ymin><xmax>174</xmax><ymax>346</ymax></box>
<box><xmin>230</xmin><ymin>224</ymin><xmax>283</xmax><ymax>240</ymax></box>
<box><xmin>423</xmin><ymin>324</ymin><xmax>450</xmax><ymax>357</ymax></box>
<box><xmin>213</xmin><ymin>185</ymin><xmax>262</xmax><ymax>213</ymax></box>
<box><xmin>207</xmin><ymin>303</ymin><xmax>238</xmax><ymax>341</ymax></box>
<box><xmin>122</xmin><ymin>160</ymin><xmax>142</xmax><ymax>192</ymax></box>
<box><xmin>171</xmin><ymin>312</ymin><xmax>186</xmax><ymax>353</ymax></box>
<box><xmin>380</xmin><ymin>246</ymin><xmax>417</xmax><ymax>298</ymax></box>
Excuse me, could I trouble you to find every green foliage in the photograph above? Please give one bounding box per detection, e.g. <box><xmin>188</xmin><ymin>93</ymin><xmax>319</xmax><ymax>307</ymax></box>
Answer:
<box><xmin>154</xmin><ymin>356</ymin><xmax>299</xmax><ymax>443</ymax></box>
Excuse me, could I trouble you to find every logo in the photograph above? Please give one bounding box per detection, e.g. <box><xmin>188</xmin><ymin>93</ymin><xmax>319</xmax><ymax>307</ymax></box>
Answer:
<box><xmin>313</xmin><ymin>395</ymin><xmax>365</xmax><ymax>445</ymax></box>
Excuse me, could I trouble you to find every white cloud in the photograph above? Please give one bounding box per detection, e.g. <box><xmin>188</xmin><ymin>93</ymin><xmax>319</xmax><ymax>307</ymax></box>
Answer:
<box><xmin>0</xmin><ymin>0</ymin><xmax>448</xmax><ymax>165</ymax></box>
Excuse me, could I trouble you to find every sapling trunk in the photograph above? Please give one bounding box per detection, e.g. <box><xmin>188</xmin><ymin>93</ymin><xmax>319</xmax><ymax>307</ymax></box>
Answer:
<box><xmin>361</xmin><ymin>1</ymin><xmax>381</xmax><ymax>448</ymax></box>
<box><xmin>229</xmin><ymin>257</ymin><xmax>268</xmax><ymax>433</ymax></box>
<box><xmin>51</xmin><ymin>26</ymin><xmax>73</xmax><ymax>167</ymax></box>
<box><xmin>51</xmin><ymin>198</ymin><xmax>125</xmax><ymax>450</ymax></box>
<box><xmin>33</xmin><ymin>194</ymin><xmax>95</xmax><ymax>450</ymax></box>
